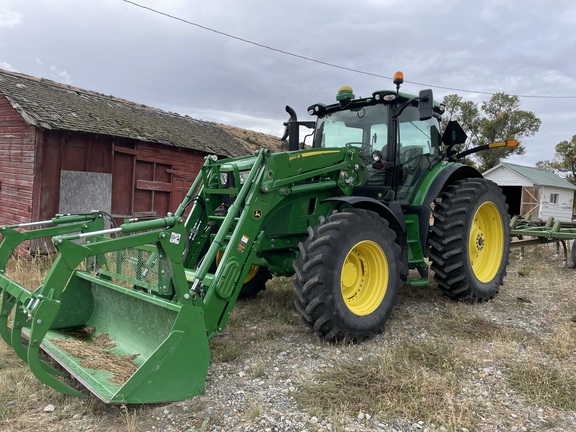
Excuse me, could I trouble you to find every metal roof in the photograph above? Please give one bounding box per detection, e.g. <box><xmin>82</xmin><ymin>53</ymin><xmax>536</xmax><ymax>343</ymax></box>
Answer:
<box><xmin>0</xmin><ymin>69</ymin><xmax>264</xmax><ymax>158</ymax></box>
<box><xmin>498</xmin><ymin>162</ymin><xmax>576</xmax><ymax>190</ymax></box>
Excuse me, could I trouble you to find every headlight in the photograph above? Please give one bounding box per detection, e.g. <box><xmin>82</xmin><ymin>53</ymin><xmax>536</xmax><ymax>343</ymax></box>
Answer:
<box><xmin>220</xmin><ymin>173</ymin><xmax>229</xmax><ymax>186</ymax></box>
<box><xmin>220</xmin><ymin>171</ymin><xmax>250</xmax><ymax>187</ymax></box>
<box><xmin>238</xmin><ymin>171</ymin><xmax>250</xmax><ymax>185</ymax></box>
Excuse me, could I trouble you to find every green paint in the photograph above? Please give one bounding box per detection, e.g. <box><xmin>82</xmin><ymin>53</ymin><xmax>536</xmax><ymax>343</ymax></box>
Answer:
<box><xmin>1</xmin><ymin>86</ymin><xmax>516</xmax><ymax>403</ymax></box>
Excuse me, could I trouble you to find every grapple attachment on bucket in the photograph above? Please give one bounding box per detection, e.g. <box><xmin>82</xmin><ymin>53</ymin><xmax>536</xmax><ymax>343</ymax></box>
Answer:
<box><xmin>0</xmin><ymin>146</ymin><xmax>362</xmax><ymax>404</ymax></box>
<box><xmin>0</xmin><ymin>150</ymin><xmax>278</xmax><ymax>403</ymax></box>
<box><xmin>0</xmin><ymin>212</ymin><xmax>211</xmax><ymax>403</ymax></box>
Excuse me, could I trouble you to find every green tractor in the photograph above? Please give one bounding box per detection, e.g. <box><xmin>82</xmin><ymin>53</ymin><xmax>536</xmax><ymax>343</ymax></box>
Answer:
<box><xmin>0</xmin><ymin>73</ymin><xmax>514</xmax><ymax>403</ymax></box>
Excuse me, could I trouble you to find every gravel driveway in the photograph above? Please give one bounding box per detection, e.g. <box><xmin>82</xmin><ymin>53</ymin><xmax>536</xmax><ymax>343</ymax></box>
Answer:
<box><xmin>1</xmin><ymin>242</ymin><xmax>575</xmax><ymax>432</ymax></box>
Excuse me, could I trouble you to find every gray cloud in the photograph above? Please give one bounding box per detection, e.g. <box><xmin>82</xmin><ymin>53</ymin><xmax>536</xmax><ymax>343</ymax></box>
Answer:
<box><xmin>1</xmin><ymin>0</ymin><xmax>575</xmax><ymax>165</ymax></box>
<box><xmin>0</xmin><ymin>8</ymin><xmax>21</xmax><ymax>28</ymax></box>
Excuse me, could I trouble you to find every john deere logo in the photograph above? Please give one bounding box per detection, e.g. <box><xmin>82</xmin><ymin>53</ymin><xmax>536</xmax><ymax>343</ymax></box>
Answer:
<box><xmin>253</xmin><ymin>209</ymin><xmax>262</xmax><ymax>219</ymax></box>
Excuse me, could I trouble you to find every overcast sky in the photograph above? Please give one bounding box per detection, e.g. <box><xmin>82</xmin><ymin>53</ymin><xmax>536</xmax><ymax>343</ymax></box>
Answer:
<box><xmin>1</xmin><ymin>0</ymin><xmax>575</xmax><ymax>166</ymax></box>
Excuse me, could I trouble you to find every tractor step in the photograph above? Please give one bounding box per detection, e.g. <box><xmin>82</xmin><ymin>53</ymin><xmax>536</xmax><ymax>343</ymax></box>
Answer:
<box><xmin>407</xmin><ymin>277</ymin><xmax>429</xmax><ymax>287</ymax></box>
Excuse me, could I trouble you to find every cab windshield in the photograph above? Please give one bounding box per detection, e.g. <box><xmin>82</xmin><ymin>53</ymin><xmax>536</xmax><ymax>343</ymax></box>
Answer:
<box><xmin>313</xmin><ymin>102</ymin><xmax>443</xmax><ymax>203</ymax></box>
<box><xmin>313</xmin><ymin>103</ymin><xmax>442</xmax><ymax>161</ymax></box>
<box><xmin>313</xmin><ymin>104</ymin><xmax>388</xmax><ymax>150</ymax></box>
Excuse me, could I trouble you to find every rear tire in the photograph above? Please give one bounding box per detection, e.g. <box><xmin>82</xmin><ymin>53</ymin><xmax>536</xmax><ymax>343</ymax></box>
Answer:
<box><xmin>293</xmin><ymin>208</ymin><xmax>402</xmax><ymax>342</ymax></box>
<box><xmin>429</xmin><ymin>178</ymin><xmax>510</xmax><ymax>301</ymax></box>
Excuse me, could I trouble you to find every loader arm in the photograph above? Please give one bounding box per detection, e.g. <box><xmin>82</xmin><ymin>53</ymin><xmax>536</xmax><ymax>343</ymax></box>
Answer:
<box><xmin>0</xmin><ymin>146</ymin><xmax>363</xmax><ymax>404</ymax></box>
<box><xmin>185</xmin><ymin>147</ymin><xmax>363</xmax><ymax>335</ymax></box>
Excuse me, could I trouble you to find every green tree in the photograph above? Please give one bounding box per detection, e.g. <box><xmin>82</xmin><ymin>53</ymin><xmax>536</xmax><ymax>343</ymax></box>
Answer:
<box><xmin>536</xmin><ymin>135</ymin><xmax>576</xmax><ymax>185</ymax></box>
<box><xmin>442</xmin><ymin>93</ymin><xmax>541</xmax><ymax>172</ymax></box>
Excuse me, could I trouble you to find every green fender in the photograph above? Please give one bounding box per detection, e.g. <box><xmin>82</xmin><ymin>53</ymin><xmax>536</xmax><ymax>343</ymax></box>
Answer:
<box><xmin>413</xmin><ymin>162</ymin><xmax>482</xmax><ymax>207</ymax></box>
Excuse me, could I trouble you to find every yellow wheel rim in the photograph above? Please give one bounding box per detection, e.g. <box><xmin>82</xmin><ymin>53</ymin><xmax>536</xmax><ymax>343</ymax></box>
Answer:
<box><xmin>216</xmin><ymin>251</ymin><xmax>259</xmax><ymax>283</ymax></box>
<box><xmin>243</xmin><ymin>263</ymin><xmax>260</xmax><ymax>282</ymax></box>
<box><xmin>469</xmin><ymin>202</ymin><xmax>504</xmax><ymax>283</ymax></box>
<box><xmin>340</xmin><ymin>240</ymin><xmax>388</xmax><ymax>316</ymax></box>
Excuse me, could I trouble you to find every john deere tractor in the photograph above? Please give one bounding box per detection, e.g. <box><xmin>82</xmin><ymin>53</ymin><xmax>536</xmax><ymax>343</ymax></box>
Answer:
<box><xmin>0</xmin><ymin>72</ymin><xmax>514</xmax><ymax>403</ymax></box>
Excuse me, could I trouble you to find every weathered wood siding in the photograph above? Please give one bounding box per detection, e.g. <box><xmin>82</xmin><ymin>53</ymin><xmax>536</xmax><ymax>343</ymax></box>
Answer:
<box><xmin>38</xmin><ymin>130</ymin><xmax>114</xmax><ymax>220</ymax></box>
<box><xmin>0</xmin><ymin>95</ymin><xmax>36</xmax><ymax>226</ymax></box>
<box><xmin>540</xmin><ymin>186</ymin><xmax>575</xmax><ymax>221</ymax></box>
<box><xmin>2</xmin><ymin>97</ymin><xmax>211</xmax><ymax>252</ymax></box>
<box><xmin>112</xmin><ymin>141</ymin><xmax>204</xmax><ymax>221</ymax></box>
<box><xmin>37</xmin><ymin>131</ymin><xmax>205</xmax><ymax>223</ymax></box>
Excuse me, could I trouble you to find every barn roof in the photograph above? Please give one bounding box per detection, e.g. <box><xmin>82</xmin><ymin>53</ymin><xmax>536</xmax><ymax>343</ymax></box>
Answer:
<box><xmin>486</xmin><ymin>162</ymin><xmax>576</xmax><ymax>190</ymax></box>
<box><xmin>0</xmin><ymin>69</ymin><xmax>282</xmax><ymax>158</ymax></box>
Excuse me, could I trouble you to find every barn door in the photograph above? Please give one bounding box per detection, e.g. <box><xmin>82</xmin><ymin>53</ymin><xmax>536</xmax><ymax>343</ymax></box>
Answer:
<box><xmin>520</xmin><ymin>186</ymin><xmax>540</xmax><ymax>218</ymax></box>
<box><xmin>171</xmin><ymin>174</ymin><xmax>195</xmax><ymax>217</ymax></box>
<box><xmin>133</xmin><ymin>160</ymin><xmax>172</xmax><ymax>217</ymax></box>
<box><xmin>112</xmin><ymin>149</ymin><xmax>173</xmax><ymax>221</ymax></box>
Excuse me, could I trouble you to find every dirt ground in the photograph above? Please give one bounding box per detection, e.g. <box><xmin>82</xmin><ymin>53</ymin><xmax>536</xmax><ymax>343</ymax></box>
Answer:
<box><xmin>0</xmin><ymin>241</ymin><xmax>575</xmax><ymax>432</ymax></box>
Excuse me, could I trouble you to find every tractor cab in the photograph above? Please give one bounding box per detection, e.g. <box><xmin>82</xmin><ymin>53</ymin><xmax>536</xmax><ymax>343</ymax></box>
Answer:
<box><xmin>307</xmin><ymin>77</ymin><xmax>444</xmax><ymax>204</ymax></box>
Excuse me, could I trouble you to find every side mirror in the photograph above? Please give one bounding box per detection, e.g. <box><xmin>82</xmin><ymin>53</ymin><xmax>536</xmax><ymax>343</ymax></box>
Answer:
<box><xmin>418</xmin><ymin>89</ymin><xmax>434</xmax><ymax>121</ymax></box>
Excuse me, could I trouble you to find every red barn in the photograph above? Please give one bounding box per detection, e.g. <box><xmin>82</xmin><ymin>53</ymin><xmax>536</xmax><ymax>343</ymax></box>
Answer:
<box><xmin>0</xmin><ymin>70</ymin><xmax>281</xmax><ymax>251</ymax></box>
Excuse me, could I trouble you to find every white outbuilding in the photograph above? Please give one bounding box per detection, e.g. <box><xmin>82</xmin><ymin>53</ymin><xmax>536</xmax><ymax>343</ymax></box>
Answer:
<box><xmin>483</xmin><ymin>162</ymin><xmax>576</xmax><ymax>222</ymax></box>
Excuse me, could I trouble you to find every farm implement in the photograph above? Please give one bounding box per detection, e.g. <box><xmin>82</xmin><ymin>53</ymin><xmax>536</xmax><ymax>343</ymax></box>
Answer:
<box><xmin>1</xmin><ymin>73</ymin><xmax>518</xmax><ymax>403</ymax></box>
<box><xmin>510</xmin><ymin>216</ymin><xmax>576</xmax><ymax>266</ymax></box>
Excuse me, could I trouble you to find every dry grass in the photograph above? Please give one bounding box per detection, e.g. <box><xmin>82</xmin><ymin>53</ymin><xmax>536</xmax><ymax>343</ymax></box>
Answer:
<box><xmin>210</xmin><ymin>277</ymin><xmax>302</xmax><ymax>363</ymax></box>
<box><xmin>506</xmin><ymin>358</ymin><xmax>576</xmax><ymax>411</ymax></box>
<box><xmin>0</xmin><ymin>344</ymin><xmax>66</xmax><ymax>427</ymax></box>
<box><xmin>4</xmin><ymin>254</ymin><xmax>55</xmax><ymax>290</ymax></box>
<box><xmin>0</xmin><ymin>243</ymin><xmax>575</xmax><ymax>431</ymax></box>
<box><xmin>545</xmin><ymin>321</ymin><xmax>576</xmax><ymax>359</ymax></box>
<box><xmin>53</xmin><ymin>337</ymin><xmax>139</xmax><ymax>385</ymax></box>
<box><xmin>296</xmin><ymin>340</ymin><xmax>475</xmax><ymax>430</ymax></box>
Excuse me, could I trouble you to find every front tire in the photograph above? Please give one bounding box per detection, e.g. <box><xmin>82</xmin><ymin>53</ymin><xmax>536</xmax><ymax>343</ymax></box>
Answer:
<box><xmin>429</xmin><ymin>178</ymin><xmax>510</xmax><ymax>301</ymax></box>
<box><xmin>214</xmin><ymin>251</ymin><xmax>271</xmax><ymax>299</ymax></box>
<box><xmin>293</xmin><ymin>208</ymin><xmax>402</xmax><ymax>342</ymax></box>
<box><xmin>237</xmin><ymin>266</ymin><xmax>272</xmax><ymax>300</ymax></box>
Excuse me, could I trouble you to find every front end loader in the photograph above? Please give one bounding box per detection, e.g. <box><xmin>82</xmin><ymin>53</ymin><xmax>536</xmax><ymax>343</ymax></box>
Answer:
<box><xmin>0</xmin><ymin>72</ymin><xmax>514</xmax><ymax>403</ymax></box>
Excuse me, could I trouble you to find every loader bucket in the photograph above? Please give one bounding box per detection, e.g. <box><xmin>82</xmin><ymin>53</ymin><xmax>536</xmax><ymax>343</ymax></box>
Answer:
<box><xmin>32</xmin><ymin>272</ymin><xmax>210</xmax><ymax>404</ymax></box>
<box><xmin>1</xmin><ymin>152</ymin><xmax>272</xmax><ymax>404</ymax></box>
<box><xmin>3</xmin><ymin>269</ymin><xmax>210</xmax><ymax>404</ymax></box>
<box><xmin>0</xmin><ymin>215</ymin><xmax>212</xmax><ymax>404</ymax></box>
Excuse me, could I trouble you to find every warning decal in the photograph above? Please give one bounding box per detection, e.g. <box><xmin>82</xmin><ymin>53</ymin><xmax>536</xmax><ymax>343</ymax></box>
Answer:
<box><xmin>237</xmin><ymin>235</ymin><xmax>249</xmax><ymax>252</ymax></box>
